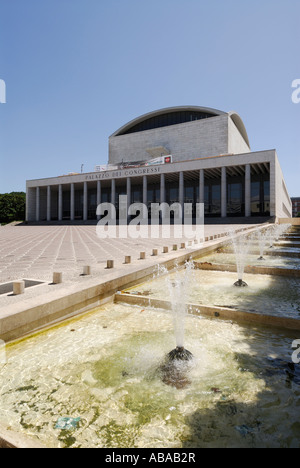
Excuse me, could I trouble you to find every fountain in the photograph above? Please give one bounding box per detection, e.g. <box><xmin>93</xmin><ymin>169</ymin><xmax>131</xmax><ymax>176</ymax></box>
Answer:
<box><xmin>229</xmin><ymin>230</ymin><xmax>252</xmax><ymax>287</ymax></box>
<box><xmin>160</xmin><ymin>349</ymin><xmax>193</xmax><ymax>389</ymax></box>
<box><xmin>155</xmin><ymin>261</ymin><xmax>195</xmax><ymax>388</ymax></box>
<box><xmin>166</xmin><ymin>261</ymin><xmax>194</xmax><ymax>358</ymax></box>
<box><xmin>1</xmin><ymin>296</ymin><xmax>300</xmax><ymax>448</ymax></box>
<box><xmin>257</xmin><ymin>228</ymin><xmax>269</xmax><ymax>260</ymax></box>
<box><xmin>273</xmin><ymin>224</ymin><xmax>292</xmax><ymax>245</ymax></box>
<box><xmin>166</xmin><ymin>346</ymin><xmax>193</xmax><ymax>362</ymax></box>
<box><xmin>267</xmin><ymin>225</ymin><xmax>276</xmax><ymax>249</ymax></box>
<box><xmin>267</xmin><ymin>224</ymin><xmax>288</xmax><ymax>249</ymax></box>
<box><xmin>257</xmin><ymin>224</ymin><xmax>292</xmax><ymax>258</ymax></box>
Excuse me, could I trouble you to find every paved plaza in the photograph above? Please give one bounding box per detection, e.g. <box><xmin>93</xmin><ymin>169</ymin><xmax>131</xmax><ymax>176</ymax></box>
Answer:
<box><xmin>0</xmin><ymin>223</ymin><xmax>256</xmax><ymax>282</ymax></box>
<box><xmin>0</xmin><ymin>223</ymin><xmax>259</xmax><ymax>309</ymax></box>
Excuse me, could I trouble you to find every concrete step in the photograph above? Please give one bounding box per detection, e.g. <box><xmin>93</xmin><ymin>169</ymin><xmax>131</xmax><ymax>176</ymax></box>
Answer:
<box><xmin>274</xmin><ymin>242</ymin><xmax>300</xmax><ymax>249</ymax></box>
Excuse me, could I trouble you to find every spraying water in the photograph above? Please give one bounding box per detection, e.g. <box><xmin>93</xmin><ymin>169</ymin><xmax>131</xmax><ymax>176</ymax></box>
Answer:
<box><xmin>257</xmin><ymin>228</ymin><xmax>269</xmax><ymax>260</ymax></box>
<box><xmin>154</xmin><ymin>261</ymin><xmax>195</xmax><ymax>387</ymax></box>
<box><xmin>229</xmin><ymin>230</ymin><xmax>253</xmax><ymax>287</ymax></box>
<box><xmin>257</xmin><ymin>225</ymin><xmax>291</xmax><ymax>259</ymax></box>
<box><xmin>167</xmin><ymin>260</ymin><xmax>195</xmax><ymax>348</ymax></box>
<box><xmin>154</xmin><ymin>260</ymin><xmax>195</xmax><ymax>351</ymax></box>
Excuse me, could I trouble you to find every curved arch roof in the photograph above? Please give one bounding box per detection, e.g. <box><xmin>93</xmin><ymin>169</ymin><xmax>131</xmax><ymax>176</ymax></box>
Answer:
<box><xmin>228</xmin><ymin>111</ymin><xmax>250</xmax><ymax>148</ymax></box>
<box><xmin>111</xmin><ymin>106</ymin><xmax>224</xmax><ymax>136</ymax></box>
<box><xmin>111</xmin><ymin>106</ymin><xmax>250</xmax><ymax>148</ymax></box>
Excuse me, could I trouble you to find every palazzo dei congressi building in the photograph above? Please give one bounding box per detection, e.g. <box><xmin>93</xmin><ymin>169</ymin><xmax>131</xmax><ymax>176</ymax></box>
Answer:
<box><xmin>26</xmin><ymin>106</ymin><xmax>292</xmax><ymax>223</ymax></box>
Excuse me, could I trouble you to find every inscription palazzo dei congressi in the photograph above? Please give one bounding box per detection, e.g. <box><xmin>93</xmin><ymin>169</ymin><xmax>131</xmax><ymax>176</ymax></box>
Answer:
<box><xmin>85</xmin><ymin>166</ymin><xmax>161</xmax><ymax>181</ymax></box>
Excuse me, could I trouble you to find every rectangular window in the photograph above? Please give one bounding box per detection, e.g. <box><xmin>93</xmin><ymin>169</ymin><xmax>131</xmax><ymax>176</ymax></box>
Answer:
<box><xmin>227</xmin><ymin>181</ymin><xmax>244</xmax><ymax>216</ymax></box>
<box><xmin>251</xmin><ymin>181</ymin><xmax>260</xmax><ymax>214</ymax></box>
<box><xmin>147</xmin><ymin>184</ymin><xmax>160</xmax><ymax>212</ymax></box>
<box><xmin>204</xmin><ymin>181</ymin><xmax>221</xmax><ymax>217</ymax></box>
<box><xmin>132</xmin><ymin>186</ymin><xmax>142</xmax><ymax>203</ymax></box>
<box><xmin>204</xmin><ymin>186</ymin><xmax>209</xmax><ymax>215</ymax></box>
<box><xmin>263</xmin><ymin>180</ymin><xmax>270</xmax><ymax>215</ymax></box>
<box><xmin>184</xmin><ymin>186</ymin><xmax>194</xmax><ymax>204</ymax></box>
<box><xmin>211</xmin><ymin>184</ymin><xmax>221</xmax><ymax>215</ymax></box>
<box><xmin>75</xmin><ymin>190</ymin><xmax>83</xmax><ymax>219</ymax></box>
<box><xmin>88</xmin><ymin>189</ymin><xmax>97</xmax><ymax>220</ymax></box>
<box><xmin>251</xmin><ymin>175</ymin><xmax>270</xmax><ymax>216</ymax></box>
<box><xmin>63</xmin><ymin>190</ymin><xmax>70</xmax><ymax>219</ymax></box>
<box><xmin>167</xmin><ymin>186</ymin><xmax>179</xmax><ymax>204</ymax></box>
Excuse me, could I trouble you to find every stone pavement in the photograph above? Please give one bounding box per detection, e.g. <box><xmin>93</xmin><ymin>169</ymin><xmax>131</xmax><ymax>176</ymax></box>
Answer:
<box><xmin>0</xmin><ymin>223</ymin><xmax>258</xmax><ymax>309</ymax></box>
<box><xmin>0</xmin><ymin>224</ymin><xmax>255</xmax><ymax>282</ymax></box>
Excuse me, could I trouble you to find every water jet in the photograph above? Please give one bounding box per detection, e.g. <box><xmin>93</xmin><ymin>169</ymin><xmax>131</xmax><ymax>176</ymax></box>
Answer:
<box><xmin>234</xmin><ymin>279</ymin><xmax>248</xmax><ymax>287</ymax></box>
<box><xmin>167</xmin><ymin>346</ymin><xmax>193</xmax><ymax>362</ymax></box>
<box><xmin>229</xmin><ymin>230</ymin><xmax>252</xmax><ymax>287</ymax></box>
<box><xmin>160</xmin><ymin>346</ymin><xmax>193</xmax><ymax>389</ymax></box>
<box><xmin>155</xmin><ymin>262</ymin><xmax>195</xmax><ymax>387</ymax></box>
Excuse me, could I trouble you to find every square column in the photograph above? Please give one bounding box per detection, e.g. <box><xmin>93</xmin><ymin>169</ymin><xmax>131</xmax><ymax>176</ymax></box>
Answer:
<box><xmin>179</xmin><ymin>171</ymin><xmax>184</xmax><ymax>222</ymax></box>
<box><xmin>70</xmin><ymin>183</ymin><xmax>75</xmax><ymax>221</ymax></box>
<box><xmin>97</xmin><ymin>180</ymin><xmax>101</xmax><ymax>221</ymax></box>
<box><xmin>127</xmin><ymin>177</ymin><xmax>131</xmax><ymax>221</ymax></box>
<box><xmin>58</xmin><ymin>184</ymin><xmax>63</xmax><ymax>221</ymax></box>
<box><xmin>160</xmin><ymin>173</ymin><xmax>166</xmax><ymax>222</ymax></box>
<box><xmin>199</xmin><ymin>169</ymin><xmax>205</xmax><ymax>204</ymax></box>
<box><xmin>47</xmin><ymin>186</ymin><xmax>51</xmax><ymax>222</ymax></box>
<box><xmin>269</xmin><ymin>158</ymin><xmax>276</xmax><ymax>217</ymax></box>
<box><xmin>83</xmin><ymin>182</ymin><xmax>88</xmax><ymax>221</ymax></box>
<box><xmin>143</xmin><ymin>175</ymin><xmax>148</xmax><ymax>220</ymax></box>
<box><xmin>160</xmin><ymin>173</ymin><xmax>165</xmax><ymax>204</ymax></box>
<box><xmin>245</xmin><ymin>164</ymin><xmax>251</xmax><ymax>217</ymax></box>
<box><xmin>111</xmin><ymin>179</ymin><xmax>116</xmax><ymax>206</ymax></box>
<box><xmin>36</xmin><ymin>187</ymin><xmax>40</xmax><ymax>222</ymax></box>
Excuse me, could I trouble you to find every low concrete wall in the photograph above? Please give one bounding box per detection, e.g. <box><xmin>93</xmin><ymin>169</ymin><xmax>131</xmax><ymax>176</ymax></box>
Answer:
<box><xmin>279</xmin><ymin>218</ymin><xmax>300</xmax><ymax>226</ymax></box>
<box><xmin>116</xmin><ymin>293</ymin><xmax>300</xmax><ymax>331</ymax></box>
<box><xmin>194</xmin><ymin>261</ymin><xmax>300</xmax><ymax>278</ymax></box>
<box><xmin>268</xmin><ymin>250</ymin><xmax>300</xmax><ymax>258</ymax></box>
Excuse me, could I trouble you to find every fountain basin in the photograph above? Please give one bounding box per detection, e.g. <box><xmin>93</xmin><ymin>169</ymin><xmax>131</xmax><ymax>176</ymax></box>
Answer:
<box><xmin>1</xmin><ymin>302</ymin><xmax>300</xmax><ymax>448</ymax></box>
<box><xmin>195</xmin><ymin>250</ymin><xmax>300</xmax><ymax>270</ymax></box>
<box><xmin>194</xmin><ymin>260</ymin><xmax>300</xmax><ymax>278</ymax></box>
<box><xmin>0</xmin><ymin>223</ymin><xmax>299</xmax><ymax>448</ymax></box>
<box><xmin>123</xmin><ymin>269</ymin><xmax>300</xmax><ymax>321</ymax></box>
<box><xmin>116</xmin><ymin>293</ymin><xmax>300</xmax><ymax>331</ymax></box>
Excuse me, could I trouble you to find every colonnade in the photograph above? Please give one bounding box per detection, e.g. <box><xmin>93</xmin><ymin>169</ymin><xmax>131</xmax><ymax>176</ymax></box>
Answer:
<box><xmin>34</xmin><ymin>165</ymin><xmax>253</xmax><ymax>222</ymax></box>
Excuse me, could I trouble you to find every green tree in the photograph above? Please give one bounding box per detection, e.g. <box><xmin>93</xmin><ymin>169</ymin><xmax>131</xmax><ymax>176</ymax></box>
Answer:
<box><xmin>0</xmin><ymin>192</ymin><xmax>26</xmax><ymax>223</ymax></box>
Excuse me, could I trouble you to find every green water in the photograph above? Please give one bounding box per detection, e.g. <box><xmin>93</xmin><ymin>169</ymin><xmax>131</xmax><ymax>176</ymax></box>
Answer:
<box><xmin>0</xmin><ymin>303</ymin><xmax>299</xmax><ymax>448</ymax></box>
<box><xmin>130</xmin><ymin>269</ymin><xmax>300</xmax><ymax>318</ymax></box>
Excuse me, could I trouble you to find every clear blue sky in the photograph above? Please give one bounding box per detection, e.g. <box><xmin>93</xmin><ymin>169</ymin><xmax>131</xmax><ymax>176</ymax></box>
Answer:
<box><xmin>0</xmin><ymin>0</ymin><xmax>299</xmax><ymax>196</ymax></box>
